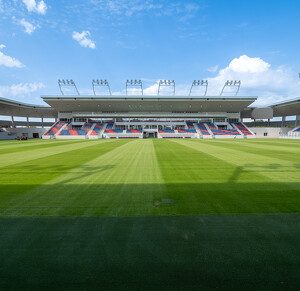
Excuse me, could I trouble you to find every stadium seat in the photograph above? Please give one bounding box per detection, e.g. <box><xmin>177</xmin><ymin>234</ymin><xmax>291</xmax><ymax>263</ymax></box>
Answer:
<box><xmin>232</xmin><ymin>123</ymin><xmax>253</xmax><ymax>135</ymax></box>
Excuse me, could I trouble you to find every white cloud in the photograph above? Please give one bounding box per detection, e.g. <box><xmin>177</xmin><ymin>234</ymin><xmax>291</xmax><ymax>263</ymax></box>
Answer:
<box><xmin>22</xmin><ymin>0</ymin><xmax>47</xmax><ymax>15</ymax></box>
<box><xmin>207</xmin><ymin>65</ymin><xmax>218</xmax><ymax>73</ymax></box>
<box><xmin>0</xmin><ymin>46</ymin><xmax>24</xmax><ymax>68</ymax></box>
<box><xmin>206</xmin><ymin>55</ymin><xmax>300</xmax><ymax>105</ymax></box>
<box><xmin>221</xmin><ymin>55</ymin><xmax>270</xmax><ymax>74</ymax></box>
<box><xmin>72</xmin><ymin>31</ymin><xmax>96</xmax><ymax>49</ymax></box>
<box><xmin>13</xmin><ymin>17</ymin><xmax>38</xmax><ymax>34</ymax></box>
<box><xmin>91</xmin><ymin>0</ymin><xmax>162</xmax><ymax>17</ymax></box>
<box><xmin>0</xmin><ymin>82</ymin><xmax>45</xmax><ymax>97</ymax></box>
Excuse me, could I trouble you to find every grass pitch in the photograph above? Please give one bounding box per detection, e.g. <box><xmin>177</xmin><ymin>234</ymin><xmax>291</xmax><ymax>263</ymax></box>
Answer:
<box><xmin>0</xmin><ymin>139</ymin><xmax>299</xmax><ymax>289</ymax></box>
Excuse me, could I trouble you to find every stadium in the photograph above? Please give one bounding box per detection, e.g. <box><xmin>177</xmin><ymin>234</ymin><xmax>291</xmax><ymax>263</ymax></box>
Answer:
<box><xmin>0</xmin><ymin>78</ymin><xmax>299</xmax><ymax>289</ymax></box>
<box><xmin>1</xmin><ymin>79</ymin><xmax>300</xmax><ymax>141</ymax></box>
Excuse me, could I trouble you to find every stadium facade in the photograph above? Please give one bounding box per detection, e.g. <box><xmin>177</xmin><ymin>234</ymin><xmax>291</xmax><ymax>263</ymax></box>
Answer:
<box><xmin>0</xmin><ymin>87</ymin><xmax>300</xmax><ymax>139</ymax></box>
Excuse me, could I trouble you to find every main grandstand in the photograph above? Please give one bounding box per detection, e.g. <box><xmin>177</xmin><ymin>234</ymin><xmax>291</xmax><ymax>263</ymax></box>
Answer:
<box><xmin>0</xmin><ymin>79</ymin><xmax>300</xmax><ymax>139</ymax></box>
<box><xmin>42</xmin><ymin>94</ymin><xmax>257</xmax><ymax>139</ymax></box>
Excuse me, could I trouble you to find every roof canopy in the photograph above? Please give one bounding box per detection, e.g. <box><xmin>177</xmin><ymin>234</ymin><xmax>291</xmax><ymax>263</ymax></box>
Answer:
<box><xmin>42</xmin><ymin>95</ymin><xmax>257</xmax><ymax>116</ymax></box>
<box><xmin>271</xmin><ymin>98</ymin><xmax>300</xmax><ymax>117</ymax></box>
<box><xmin>0</xmin><ymin>97</ymin><xmax>57</xmax><ymax>118</ymax></box>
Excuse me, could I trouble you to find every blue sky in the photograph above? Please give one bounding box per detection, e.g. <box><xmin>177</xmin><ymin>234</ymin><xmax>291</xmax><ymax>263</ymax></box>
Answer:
<box><xmin>0</xmin><ymin>0</ymin><xmax>300</xmax><ymax>106</ymax></box>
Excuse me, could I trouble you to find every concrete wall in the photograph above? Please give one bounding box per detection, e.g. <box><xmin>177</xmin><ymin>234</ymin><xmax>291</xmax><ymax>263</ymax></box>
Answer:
<box><xmin>4</xmin><ymin>128</ymin><xmax>49</xmax><ymax>139</ymax></box>
<box><xmin>249</xmin><ymin>127</ymin><xmax>290</xmax><ymax>138</ymax></box>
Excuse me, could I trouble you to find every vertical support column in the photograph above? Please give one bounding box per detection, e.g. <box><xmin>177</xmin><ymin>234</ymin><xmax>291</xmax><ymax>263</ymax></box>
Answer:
<box><xmin>295</xmin><ymin>115</ymin><xmax>300</xmax><ymax>127</ymax></box>
<box><xmin>268</xmin><ymin>119</ymin><xmax>270</xmax><ymax>127</ymax></box>
<box><xmin>281</xmin><ymin>116</ymin><xmax>286</xmax><ymax>127</ymax></box>
<box><xmin>11</xmin><ymin>116</ymin><xmax>15</xmax><ymax>128</ymax></box>
<box><xmin>253</xmin><ymin>119</ymin><xmax>256</xmax><ymax>127</ymax></box>
<box><xmin>41</xmin><ymin>117</ymin><xmax>44</xmax><ymax>128</ymax></box>
<box><xmin>26</xmin><ymin>117</ymin><xmax>29</xmax><ymax>128</ymax></box>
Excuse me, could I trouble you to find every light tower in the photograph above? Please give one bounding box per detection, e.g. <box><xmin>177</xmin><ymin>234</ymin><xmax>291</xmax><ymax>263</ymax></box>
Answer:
<box><xmin>189</xmin><ymin>80</ymin><xmax>208</xmax><ymax>96</ymax></box>
<box><xmin>58</xmin><ymin>79</ymin><xmax>80</xmax><ymax>95</ymax></box>
<box><xmin>158</xmin><ymin>80</ymin><xmax>175</xmax><ymax>96</ymax></box>
<box><xmin>220</xmin><ymin>80</ymin><xmax>241</xmax><ymax>96</ymax></box>
<box><xmin>126</xmin><ymin>80</ymin><xmax>143</xmax><ymax>96</ymax></box>
<box><xmin>92</xmin><ymin>79</ymin><xmax>111</xmax><ymax>96</ymax></box>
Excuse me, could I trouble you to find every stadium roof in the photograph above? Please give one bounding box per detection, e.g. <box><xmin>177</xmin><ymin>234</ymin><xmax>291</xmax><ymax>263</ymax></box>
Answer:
<box><xmin>42</xmin><ymin>95</ymin><xmax>257</xmax><ymax>115</ymax></box>
<box><xmin>0</xmin><ymin>97</ymin><xmax>57</xmax><ymax>118</ymax></box>
<box><xmin>270</xmin><ymin>97</ymin><xmax>300</xmax><ymax>116</ymax></box>
<box><xmin>241</xmin><ymin>97</ymin><xmax>300</xmax><ymax>119</ymax></box>
<box><xmin>2</xmin><ymin>95</ymin><xmax>299</xmax><ymax>119</ymax></box>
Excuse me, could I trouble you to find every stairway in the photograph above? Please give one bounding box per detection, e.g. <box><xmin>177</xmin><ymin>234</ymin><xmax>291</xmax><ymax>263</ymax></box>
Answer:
<box><xmin>55</xmin><ymin>123</ymin><xmax>68</xmax><ymax>137</ymax></box>
<box><xmin>98</xmin><ymin>123</ymin><xmax>107</xmax><ymax>138</ymax></box>
<box><xmin>203</xmin><ymin>123</ymin><xmax>214</xmax><ymax>137</ymax></box>
<box><xmin>193</xmin><ymin>123</ymin><xmax>203</xmax><ymax>139</ymax></box>
<box><xmin>87</xmin><ymin>123</ymin><xmax>96</xmax><ymax>139</ymax></box>
<box><xmin>231</xmin><ymin>123</ymin><xmax>244</xmax><ymax>137</ymax></box>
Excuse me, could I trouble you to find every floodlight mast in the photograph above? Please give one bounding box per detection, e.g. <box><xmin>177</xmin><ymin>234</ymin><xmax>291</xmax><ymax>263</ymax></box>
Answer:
<box><xmin>220</xmin><ymin>80</ymin><xmax>241</xmax><ymax>96</ymax></box>
<box><xmin>125</xmin><ymin>80</ymin><xmax>143</xmax><ymax>96</ymax></box>
<box><xmin>189</xmin><ymin>80</ymin><xmax>208</xmax><ymax>96</ymax></box>
<box><xmin>158</xmin><ymin>80</ymin><xmax>175</xmax><ymax>96</ymax></box>
<box><xmin>58</xmin><ymin>79</ymin><xmax>80</xmax><ymax>95</ymax></box>
<box><xmin>92</xmin><ymin>79</ymin><xmax>111</xmax><ymax>96</ymax></box>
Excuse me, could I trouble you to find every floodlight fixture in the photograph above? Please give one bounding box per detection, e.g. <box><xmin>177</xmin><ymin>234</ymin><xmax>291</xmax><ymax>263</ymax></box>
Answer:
<box><xmin>158</xmin><ymin>80</ymin><xmax>175</xmax><ymax>96</ymax></box>
<box><xmin>58</xmin><ymin>79</ymin><xmax>80</xmax><ymax>95</ymax></box>
<box><xmin>125</xmin><ymin>79</ymin><xmax>143</xmax><ymax>96</ymax></box>
<box><xmin>92</xmin><ymin>79</ymin><xmax>111</xmax><ymax>96</ymax></box>
<box><xmin>220</xmin><ymin>80</ymin><xmax>241</xmax><ymax>96</ymax></box>
<box><xmin>189</xmin><ymin>80</ymin><xmax>208</xmax><ymax>96</ymax></box>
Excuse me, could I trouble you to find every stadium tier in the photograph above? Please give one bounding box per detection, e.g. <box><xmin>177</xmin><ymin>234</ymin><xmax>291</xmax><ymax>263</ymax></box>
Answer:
<box><xmin>42</xmin><ymin>120</ymin><xmax>255</xmax><ymax>139</ymax></box>
<box><xmin>197</xmin><ymin>123</ymin><xmax>212</xmax><ymax>135</ymax></box>
<box><xmin>158</xmin><ymin>129</ymin><xmax>175</xmax><ymax>133</ymax></box>
<box><xmin>44</xmin><ymin>122</ymin><xmax>68</xmax><ymax>136</ymax></box>
<box><xmin>232</xmin><ymin>122</ymin><xmax>254</xmax><ymax>135</ymax></box>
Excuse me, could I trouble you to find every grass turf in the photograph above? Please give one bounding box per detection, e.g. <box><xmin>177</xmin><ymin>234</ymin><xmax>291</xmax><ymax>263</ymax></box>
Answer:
<box><xmin>0</xmin><ymin>138</ymin><xmax>299</xmax><ymax>289</ymax></box>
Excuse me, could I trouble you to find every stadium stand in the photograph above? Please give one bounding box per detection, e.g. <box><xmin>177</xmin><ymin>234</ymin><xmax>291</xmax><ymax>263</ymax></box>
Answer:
<box><xmin>158</xmin><ymin>129</ymin><xmax>175</xmax><ymax>134</ymax></box>
<box><xmin>42</xmin><ymin>120</ymin><xmax>254</xmax><ymax>139</ymax></box>
<box><xmin>59</xmin><ymin>129</ymin><xmax>87</xmax><ymax>136</ymax></box>
<box><xmin>178</xmin><ymin>129</ymin><xmax>197</xmax><ymax>133</ymax></box>
<box><xmin>44</xmin><ymin>122</ymin><xmax>68</xmax><ymax>136</ymax></box>
<box><xmin>89</xmin><ymin>123</ymin><xmax>103</xmax><ymax>136</ymax></box>
<box><xmin>126</xmin><ymin>129</ymin><xmax>143</xmax><ymax>133</ymax></box>
<box><xmin>197</xmin><ymin>123</ymin><xmax>211</xmax><ymax>135</ymax></box>
<box><xmin>232</xmin><ymin>122</ymin><xmax>253</xmax><ymax>135</ymax></box>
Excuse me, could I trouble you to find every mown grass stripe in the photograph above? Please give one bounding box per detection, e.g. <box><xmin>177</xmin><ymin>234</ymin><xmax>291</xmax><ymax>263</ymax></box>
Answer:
<box><xmin>0</xmin><ymin>140</ymin><xmax>88</xmax><ymax>155</ymax></box>
<box><xmin>196</xmin><ymin>139</ymin><xmax>300</xmax><ymax>163</ymax></box>
<box><xmin>0</xmin><ymin>139</ymin><xmax>299</xmax><ymax>217</ymax></box>
<box><xmin>176</xmin><ymin>139</ymin><xmax>300</xmax><ymax>183</ymax></box>
<box><xmin>153</xmin><ymin>139</ymin><xmax>300</xmax><ymax>215</ymax></box>
<box><xmin>0</xmin><ymin>139</ymin><xmax>79</xmax><ymax>149</ymax></box>
<box><xmin>0</xmin><ymin>139</ymin><xmax>113</xmax><ymax>168</ymax></box>
<box><xmin>0</xmin><ymin>139</ymin><xmax>166</xmax><ymax>217</ymax></box>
